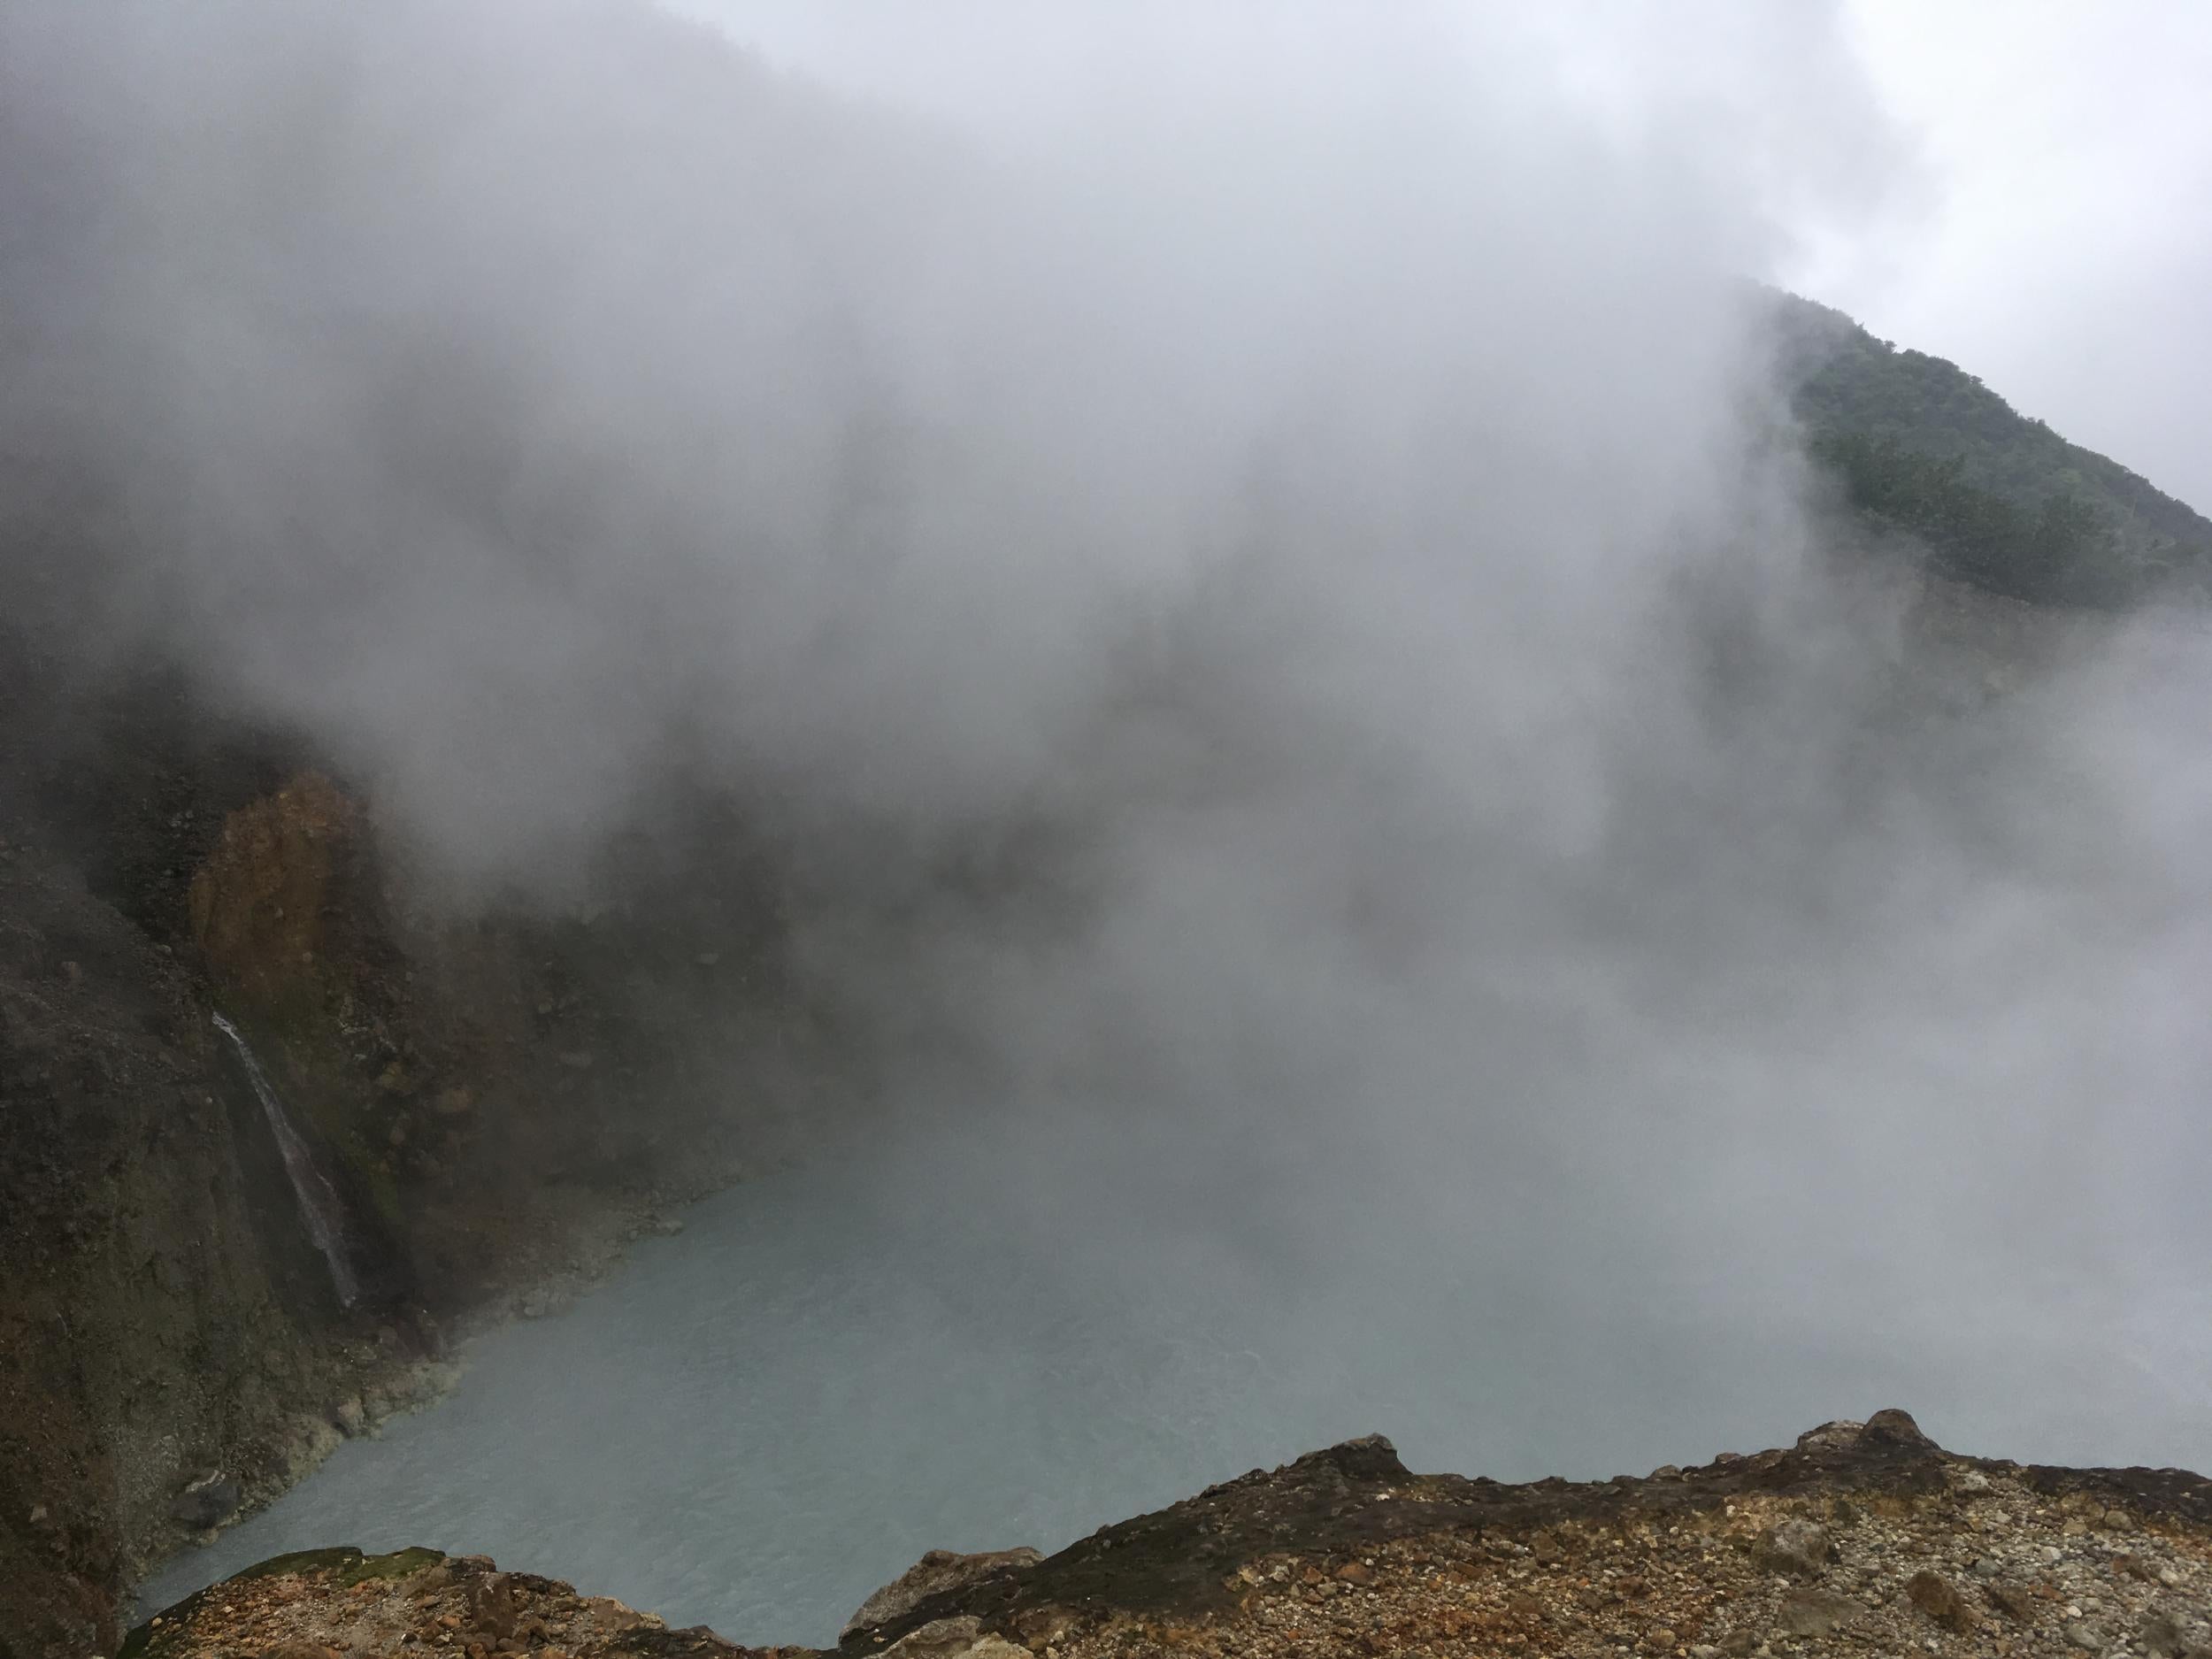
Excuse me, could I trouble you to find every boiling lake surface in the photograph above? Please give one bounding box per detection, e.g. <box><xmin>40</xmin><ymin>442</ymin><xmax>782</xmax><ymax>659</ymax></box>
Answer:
<box><xmin>141</xmin><ymin>1110</ymin><xmax>2212</xmax><ymax>1647</ymax></box>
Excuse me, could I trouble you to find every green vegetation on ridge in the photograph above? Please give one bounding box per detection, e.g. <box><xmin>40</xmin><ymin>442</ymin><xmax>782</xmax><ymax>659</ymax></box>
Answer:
<box><xmin>1770</xmin><ymin>290</ymin><xmax>2212</xmax><ymax>608</ymax></box>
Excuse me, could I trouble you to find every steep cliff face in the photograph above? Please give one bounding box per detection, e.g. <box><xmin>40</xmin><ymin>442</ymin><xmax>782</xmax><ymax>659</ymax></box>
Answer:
<box><xmin>0</xmin><ymin>836</ymin><xmax>402</xmax><ymax>1659</ymax></box>
<box><xmin>196</xmin><ymin>764</ymin><xmax>846</xmax><ymax>1295</ymax></box>
<box><xmin>0</xmin><ymin>655</ymin><xmax>817</xmax><ymax>1658</ymax></box>
<box><xmin>118</xmin><ymin>1413</ymin><xmax>2212</xmax><ymax>1659</ymax></box>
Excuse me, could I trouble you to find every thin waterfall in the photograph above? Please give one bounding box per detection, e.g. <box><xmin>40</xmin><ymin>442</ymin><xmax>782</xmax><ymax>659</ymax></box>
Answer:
<box><xmin>211</xmin><ymin>1011</ymin><xmax>363</xmax><ymax>1310</ymax></box>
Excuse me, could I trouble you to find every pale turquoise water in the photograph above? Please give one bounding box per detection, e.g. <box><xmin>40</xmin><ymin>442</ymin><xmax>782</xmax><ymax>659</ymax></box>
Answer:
<box><xmin>138</xmin><ymin>1107</ymin><xmax>2212</xmax><ymax>1647</ymax></box>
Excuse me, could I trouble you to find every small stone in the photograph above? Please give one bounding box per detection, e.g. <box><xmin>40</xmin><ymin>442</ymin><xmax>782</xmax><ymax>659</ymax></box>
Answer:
<box><xmin>2101</xmin><ymin>1509</ymin><xmax>2137</xmax><ymax>1532</ymax></box>
<box><xmin>334</xmin><ymin>1397</ymin><xmax>366</xmax><ymax>1436</ymax></box>
<box><xmin>433</xmin><ymin>1087</ymin><xmax>474</xmax><ymax>1117</ymax></box>
<box><xmin>1778</xmin><ymin>1589</ymin><xmax>1863</xmax><ymax>1638</ymax></box>
<box><xmin>1689</xmin><ymin>1647</ymin><xmax>1722</xmax><ymax>1659</ymax></box>
<box><xmin>2065</xmin><ymin>1622</ymin><xmax>2108</xmax><ymax>1652</ymax></box>
<box><xmin>1957</xmin><ymin>1471</ymin><xmax>1992</xmax><ymax>1494</ymax></box>
<box><xmin>1643</xmin><ymin>1625</ymin><xmax>1677</xmax><ymax>1648</ymax></box>
<box><xmin>1985</xmin><ymin>1584</ymin><xmax>2039</xmax><ymax>1621</ymax></box>
<box><xmin>1334</xmin><ymin>1562</ymin><xmax>1374</xmax><ymax>1585</ymax></box>
<box><xmin>1754</xmin><ymin>1518</ymin><xmax>1834</xmax><ymax>1577</ymax></box>
<box><xmin>1793</xmin><ymin>1420</ymin><xmax>1866</xmax><ymax>1451</ymax></box>
<box><xmin>1908</xmin><ymin>1570</ymin><xmax>1978</xmax><ymax>1632</ymax></box>
<box><xmin>167</xmin><ymin>1473</ymin><xmax>241</xmax><ymax>1529</ymax></box>
<box><xmin>2140</xmin><ymin>1614</ymin><xmax>2190</xmax><ymax>1657</ymax></box>
<box><xmin>1861</xmin><ymin>1408</ymin><xmax>1935</xmax><ymax>1448</ymax></box>
<box><xmin>468</xmin><ymin>1573</ymin><xmax>521</xmax><ymax>1640</ymax></box>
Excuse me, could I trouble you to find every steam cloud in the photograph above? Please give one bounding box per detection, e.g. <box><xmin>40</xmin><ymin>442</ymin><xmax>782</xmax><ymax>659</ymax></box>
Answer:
<box><xmin>6</xmin><ymin>0</ymin><xmax>2209</xmax><ymax>1476</ymax></box>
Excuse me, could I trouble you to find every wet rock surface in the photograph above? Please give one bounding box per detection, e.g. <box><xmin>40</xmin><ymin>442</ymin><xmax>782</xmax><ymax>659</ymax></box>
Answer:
<box><xmin>134</xmin><ymin>1413</ymin><xmax>2212</xmax><ymax>1659</ymax></box>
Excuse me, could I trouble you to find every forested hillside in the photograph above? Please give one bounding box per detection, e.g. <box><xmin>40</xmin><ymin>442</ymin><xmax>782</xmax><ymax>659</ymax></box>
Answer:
<box><xmin>1771</xmin><ymin>290</ymin><xmax>2212</xmax><ymax>607</ymax></box>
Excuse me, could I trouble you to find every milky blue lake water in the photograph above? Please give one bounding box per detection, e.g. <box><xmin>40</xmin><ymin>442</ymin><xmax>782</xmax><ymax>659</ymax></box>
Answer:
<box><xmin>139</xmin><ymin>1109</ymin><xmax>2212</xmax><ymax>1647</ymax></box>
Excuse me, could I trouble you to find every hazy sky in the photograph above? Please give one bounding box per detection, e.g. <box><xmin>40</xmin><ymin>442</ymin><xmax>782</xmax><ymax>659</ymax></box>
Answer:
<box><xmin>671</xmin><ymin>0</ymin><xmax>2212</xmax><ymax>518</ymax></box>
<box><xmin>1816</xmin><ymin>0</ymin><xmax>2212</xmax><ymax>516</ymax></box>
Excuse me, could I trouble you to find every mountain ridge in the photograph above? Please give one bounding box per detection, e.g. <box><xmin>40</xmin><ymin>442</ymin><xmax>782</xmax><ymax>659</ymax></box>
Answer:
<box><xmin>1770</xmin><ymin>288</ymin><xmax>2212</xmax><ymax>607</ymax></box>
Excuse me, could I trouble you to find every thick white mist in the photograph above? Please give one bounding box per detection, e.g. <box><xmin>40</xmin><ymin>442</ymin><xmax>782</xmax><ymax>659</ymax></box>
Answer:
<box><xmin>10</xmin><ymin>5</ymin><xmax>2211</xmax><ymax>1616</ymax></box>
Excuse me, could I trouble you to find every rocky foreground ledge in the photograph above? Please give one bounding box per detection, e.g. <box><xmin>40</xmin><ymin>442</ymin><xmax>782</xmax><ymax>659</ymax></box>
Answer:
<box><xmin>127</xmin><ymin>1413</ymin><xmax>2212</xmax><ymax>1659</ymax></box>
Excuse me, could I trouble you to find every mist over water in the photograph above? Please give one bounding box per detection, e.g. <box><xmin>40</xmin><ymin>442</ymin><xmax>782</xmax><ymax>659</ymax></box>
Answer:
<box><xmin>11</xmin><ymin>0</ymin><xmax>2212</xmax><ymax>1641</ymax></box>
<box><xmin>139</xmin><ymin>1118</ymin><xmax>2211</xmax><ymax>1645</ymax></box>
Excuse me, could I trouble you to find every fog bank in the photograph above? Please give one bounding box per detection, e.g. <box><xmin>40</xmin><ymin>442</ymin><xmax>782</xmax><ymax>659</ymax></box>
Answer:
<box><xmin>6</xmin><ymin>0</ymin><xmax>2209</xmax><ymax>1472</ymax></box>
